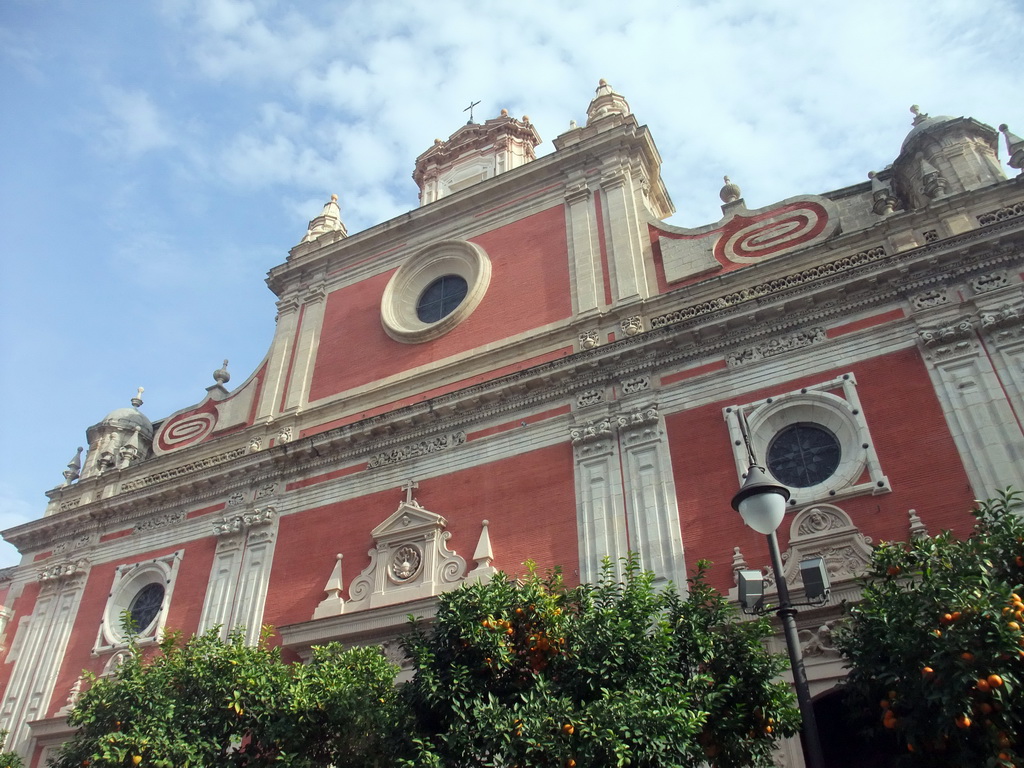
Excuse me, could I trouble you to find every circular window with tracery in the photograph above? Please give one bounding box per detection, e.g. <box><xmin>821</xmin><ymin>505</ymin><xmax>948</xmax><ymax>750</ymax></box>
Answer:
<box><xmin>128</xmin><ymin>582</ymin><xmax>165</xmax><ymax>633</ymax></box>
<box><xmin>767</xmin><ymin>423</ymin><xmax>841</xmax><ymax>488</ymax></box>
<box><xmin>417</xmin><ymin>275</ymin><xmax>468</xmax><ymax>323</ymax></box>
<box><xmin>381</xmin><ymin>240</ymin><xmax>491</xmax><ymax>343</ymax></box>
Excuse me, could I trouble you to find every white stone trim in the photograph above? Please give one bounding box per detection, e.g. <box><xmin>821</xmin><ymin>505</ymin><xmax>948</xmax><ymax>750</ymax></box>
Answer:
<box><xmin>94</xmin><ymin>551</ymin><xmax>182</xmax><ymax>654</ymax></box>
<box><xmin>380</xmin><ymin>240</ymin><xmax>491</xmax><ymax>343</ymax></box>
<box><xmin>723</xmin><ymin>373</ymin><xmax>890</xmax><ymax>508</ymax></box>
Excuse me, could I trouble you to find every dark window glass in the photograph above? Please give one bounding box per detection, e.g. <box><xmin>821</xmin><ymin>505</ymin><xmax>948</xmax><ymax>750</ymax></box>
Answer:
<box><xmin>767</xmin><ymin>423</ymin><xmax>841</xmax><ymax>488</ymax></box>
<box><xmin>417</xmin><ymin>275</ymin><xmax>468</xmax><ymax>323</ymax></box>
<box><xmin>129</xmin><ymin>582</ymin><xmax>165</xmax><ymax>632</ymax></box>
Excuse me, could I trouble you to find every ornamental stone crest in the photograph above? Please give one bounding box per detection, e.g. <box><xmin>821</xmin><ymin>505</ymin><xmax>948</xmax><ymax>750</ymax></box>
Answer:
<box><xmin>346</xmin><ymin>500</ymin><xmax>466</xmax><ymax>613</ymax></box>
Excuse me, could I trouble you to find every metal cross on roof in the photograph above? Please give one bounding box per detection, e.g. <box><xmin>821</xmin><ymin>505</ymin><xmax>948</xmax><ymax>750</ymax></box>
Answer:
<box><xmin>463</xmin><ymin>100</ymin><xmax>481</xmax><ymax>123</ymax></box>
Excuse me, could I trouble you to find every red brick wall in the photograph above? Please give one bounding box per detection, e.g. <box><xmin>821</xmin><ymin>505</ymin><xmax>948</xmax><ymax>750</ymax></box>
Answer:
<box><xmin>48</xmin><ymin>538</ymin><xmax>217</xmax><ymax>718</ymax></box>
<box><xmin>309</xmin><ymin>205</ymin><xmax>572</xmax><ymax>401</ymax></box>
<box><xmin>667</xmin><ymin>348</ymin><xmax>976</xmax><ymax>592</ymax></box>
<box><xmin>265</xmin><ymin>442</ymin><xmax>579</xmax><ymax>633</ymax></box>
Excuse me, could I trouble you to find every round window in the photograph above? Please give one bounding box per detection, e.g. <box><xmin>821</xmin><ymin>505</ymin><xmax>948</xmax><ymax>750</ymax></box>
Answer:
<box><xmin>416</xmin><ymin>275</ymin><xmax>468</xmax><ymax>323</ymax></box>
<box><xmin>767</xmin><ymin>423</ymin><xmax>841</xmax><ymax>488</ymax></box>
<box><xmin>128</xmin><ymin>582</ymin><xmax>165</xmax><ymax>633</ymax></box>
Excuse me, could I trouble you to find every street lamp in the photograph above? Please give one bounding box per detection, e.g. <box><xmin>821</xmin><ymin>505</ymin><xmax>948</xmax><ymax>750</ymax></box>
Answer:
<box><xmin>731</xmin><ymin>464</ymin><xmax>826</xmax><ymax>768</ymax></box>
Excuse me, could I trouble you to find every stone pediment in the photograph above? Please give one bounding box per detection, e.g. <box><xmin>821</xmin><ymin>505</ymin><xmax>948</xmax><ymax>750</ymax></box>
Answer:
<box><xmin>344</xmin><ymin>500</ymin><xmax>467</xmax><ymax>613</ymax></box>
<box><xmin>370</xmin><ymin>501</ymin><xmax>448</xmax><ymax>542</ymax></box>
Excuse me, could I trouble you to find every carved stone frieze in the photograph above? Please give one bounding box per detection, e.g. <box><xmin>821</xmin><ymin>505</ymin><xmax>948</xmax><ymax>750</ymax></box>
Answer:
<box><xmin>38</xmin><ymin>558</ymin><xmax>89</xmax><ymax>585</ymax></box>
<box><xmin>569</xmin><ymin>418</ymin><xmax>614</xmax><ymax>446</ymax></box>
<box><xmin>799</xmin><ymin>620</ymin><xmax>840</xmax><ymax>658</ymax></box>
<box><xmin>213</xmin><ymin>506</ymin><xmax>276</xmax><ymax>536</ymax></box>
<box><xmin>367</xmin><ymin>431</ymin><xmax>467</xmax><ymax>468</ymax></box>
<box><xmin>120</xmin><ymin>447</ymin><xmax>248</xmax><ymax>493</ymax></box>
<box><xmin>248</xmin><ymin>436</ymin><xmax>263</xmax><ymax>453</ymax></box>
<box><xmin>620</xmin><ymin>316</ymin><xmax>643</xmax><ymax>337</ymax></box>
<box><xmin>619</xmin><ymin>375</ymin><xmax>650</xmax><ymax>395</ymax></box>
<box><xmin>727</xmin><ymin>328</ymin><xmax>826</xmax><ymax>367</ymax></box>
<box><xmin>918</xmin><ymin>317</ymin><xmax>975</xmax><ymax>347</ymax></box>
<box><xmin>971</xmin><ymin>272</ymin><xmax>1009</xmax><ymax>294</ymax></box>
<box><xmin>980</xmin><ymin>302</ymin><xmax>1024</xmax><ymax>332</ymax></box>
<box><xmin>977</xmin><ymin>200</ymin><xmax>1024</xmax><ymax>226</ymax></box>
<box><xmin>227</xmin><ymin>491</ymin><xmax>246</xmax><ymax>507</ymax></box>
<box><xmin>910</xmin><ymin>289</ymin><xmax>949</xmax><ymax>310</ymax></box>
<box><xmin>650</xmin><ymin>245</ymin><xmax>887</xmax><ymax>329</ymax></box>
<box><xmin>134</xmin><ymin>510</ymin><xmax>186</xmax><ymax>533</ymax></box>
<box><xmin>575</xmin><ymin>389</ymin><xmax>604</xmax><ymax>408</ymax></box>
<box><xmin>578</xmin><ymin>329</ymin><xmax>600</xmax><ymax>350</ymax></box>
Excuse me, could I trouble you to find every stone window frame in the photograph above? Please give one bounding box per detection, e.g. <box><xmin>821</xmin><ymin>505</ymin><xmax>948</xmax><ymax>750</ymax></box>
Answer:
<box><xmin>723</xmin><ymin>373</ymin><xmax>890</xmax><ymax>508</ymax></box>
<box><xmin>380</xmin><ymin>240</ymin><xmax>491</xmax><ymax>343</ymax></box>
<box><xmin>93</xmin><ymin>550</ymin><xmax>182</xmax><ymax>655</ymax></box>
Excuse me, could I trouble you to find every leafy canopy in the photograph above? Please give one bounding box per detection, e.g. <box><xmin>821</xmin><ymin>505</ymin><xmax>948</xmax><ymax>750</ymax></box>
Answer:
<box><xmin>835</xmin><ymin>491</ymin><xmax>1024</xmax><ymax>767</ymax></box>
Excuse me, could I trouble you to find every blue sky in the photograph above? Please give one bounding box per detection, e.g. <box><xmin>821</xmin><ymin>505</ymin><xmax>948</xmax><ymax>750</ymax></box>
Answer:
<box><xmin>2</xmin><ymin>0</ymin><xmax>1023</xmax><ymax>568</ymax></box>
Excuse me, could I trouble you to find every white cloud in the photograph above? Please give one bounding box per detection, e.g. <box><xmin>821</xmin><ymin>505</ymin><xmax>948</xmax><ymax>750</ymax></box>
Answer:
<box><xmin>97</xmin><ymin>87</ymin><xmax>175</xmax><ymax>158</ymax></box>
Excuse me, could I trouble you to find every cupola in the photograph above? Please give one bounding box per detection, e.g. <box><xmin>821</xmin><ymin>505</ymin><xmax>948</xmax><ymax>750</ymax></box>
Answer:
<box><xmin>413</xmin><ymin>109</ymin><xmax>542</xmax><ymax>205</ymax></box>
<box><xmin>891</xmin><ymin>105</ymin><xmax>1004</xmax><ymax>211</ymax></box>
<box><xmin>80</xmin><ymin>388</ymin><xmax>154</xmax><ymax>479</ymax></box>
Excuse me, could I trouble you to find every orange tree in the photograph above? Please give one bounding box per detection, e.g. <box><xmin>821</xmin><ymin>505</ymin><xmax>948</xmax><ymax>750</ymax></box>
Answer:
<box><xmin>49</xmin><ymin>627</ymin><xmax>404</xmax><ymax>768</ymax></box>
<box><xmin>401</xmin><ymin>556</ymin><xmax>798</xmax><ymax>768</ymax></box>
<box><xmin>834</xmin><ymin>491</ymin><xmax>1024</xmax><ymax>767</ymax></box>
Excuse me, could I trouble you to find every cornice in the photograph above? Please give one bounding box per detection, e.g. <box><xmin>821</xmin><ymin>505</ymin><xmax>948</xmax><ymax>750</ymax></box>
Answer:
<box><xmin>8</xmin><ymin>204</ymin><xmax>1024</xmax><ymax>555</ymax></box>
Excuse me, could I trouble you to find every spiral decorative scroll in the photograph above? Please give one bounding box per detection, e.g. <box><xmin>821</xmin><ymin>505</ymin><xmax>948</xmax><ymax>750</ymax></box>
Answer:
<box><xmin>155</xmin><ymin>409</ymin><xmax>218</xmax><ymax>453</ymax></box>
<box><xmin>347</xmin><ymin>549</ymin><xmax>377</xmax><ymax>602</ymax></box>
<box><xmin>716</xmin><ymin>202</ymin><xmax>829</xmax><ymax>264</ymax></box>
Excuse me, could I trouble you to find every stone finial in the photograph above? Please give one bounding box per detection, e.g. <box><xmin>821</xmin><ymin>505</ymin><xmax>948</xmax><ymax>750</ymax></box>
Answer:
<box><xmin>62</xmin><ymin>447</ymin><xmax>83</xmax><ymax>486</ymax></box>
<box><xmin>999</xmin><ymin>124</ymin><xmax>1024</xmax><ymax>173</ymax></box>
<box><xmin>302</xmin><ymin>194</ymin><xmax>348</xmax><ymax>243</ymax></box>
<box><xmin>920</xmin><ymin>156</ymin><xmax>948</xmax><ymax>199</ymax></box>
<box><xmin>569</xmin><ymin>119</ymin><xmax>578</xmax><ymax>130</ymax></box>
<box><xmin>467</xmin><ymin>519</ymin><xmax>498</xmax><ymax>583</ymax></box>
<box><xmin>131</xmin><ymin>387</ymin><xmax>144</xmax><ymax>408</ymax></box>
<box><xmin>213</xmin><ymin>359</ymin><xmax>230</xmax><ymax>385</ymax></box>
<box><xmin>731</xmin><ymin>545</ymin><xmax>748</xmax><ymax>585</ymax></box>
<box><xmin>586</xmin><ymin>79</ymin><xmax>631</xmax><ymax>126</ymax></box>
<box><xmin>500</xmin><ymin>108</ymin><xmax>509</xmax><ymax>117</ymax></box>
<box><xmin>908</xmin><ymin>508</ymin><xmax>929</xmax><ymax>540</ymax></box>
<box><xmin>910</xmin><ymin>104</ymin><xmax>929</xmax><ymax>126</ymax></box>
<box><xmin>868</xmin><ymin>171</ymin><xmax>898</xmax><ymax>216</ymax></box>
<box><xmin>720</xmin><ymin>175</ymin><xmax>742</xmax><ymax>204</ymax></box>
<box><xmin>312</xmin><ymin>554</ymin><xmax>346</xmax><ymax>619</ymax></box>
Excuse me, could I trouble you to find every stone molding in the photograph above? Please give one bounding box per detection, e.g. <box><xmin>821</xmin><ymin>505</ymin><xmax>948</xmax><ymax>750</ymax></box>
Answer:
<box><xmin>13</xmin><ymin>220</ymin><xmax>1024</xmax><ymax>555</ymax></box>
<box><xmin>367</xmin><ymin>431</ymin><xmax>467</xmax><ymax>468</ymax></box>
<box><xmin>213</xmin><ymin>506</ymin><xmax>276</xmax><ymax>537</ymax></box>
<box><xmin>727</xmin><ymin>327</ymin><xmax>825</xmax><ymax>367</ymax></box>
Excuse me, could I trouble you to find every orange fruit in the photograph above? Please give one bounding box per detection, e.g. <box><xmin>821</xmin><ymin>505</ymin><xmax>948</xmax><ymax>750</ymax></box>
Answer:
<box><xmin>887</xmin><ymin>566</ymin><xmax>901</xmax><ymax>576</ymax></box>
<box><xmin>932</xmin><ymin>629</ymin><xmax>943</xmax><ymax>638</ymax></box>
<box><xmin>880</xmin><ymin>700</ymin><xmax>891</xmax><ymax>709</ymax></box>
<box><xmin>977</xmin><ymin>678</ymin><xmax>991</xmax><ymax>693</ymax></box>
<box><xmin>989</xmin><ymin>674</ymin><xmax>1005</xmax><ymax>688</ymax></box>
<box><xmin>132</xmin><ymin>758</ymin><xmax>142</xmax><ymax>766</ymax></box>
<box><xmin>562</xmin><ymin>723</ymin><xmax>574</xmax><ymax>735</ymax></box>
<box><xmin>922</xmin><ymin>666</ymin><xmax>935</xmax><ymax>677</ymax></box>
<box><xmin>955</xmin><ymin>714</ymin><xmax>972</xmax><ymax>729</ymax></box>
<box><xmin>961</xmin><ymin>652</ymin><xmax>975</xmax><ymax>662</ymax></box>
<box><xmin>952</xmin><ymin>611</ymin><xmax>962</xmax><ymax>621</ymax></box>
<box><xmin>566</xmin><ymin>760</ymin><xmax>576</xmax><ymax>768</ymax></box>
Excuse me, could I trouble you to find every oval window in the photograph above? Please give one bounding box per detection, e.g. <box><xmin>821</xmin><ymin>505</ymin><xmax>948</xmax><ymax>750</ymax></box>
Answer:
<box><xmin>416</xmin><ymin>275</ymin><xmax>468</xmax><ymax>323</ymax></box>
<box><xmin>128</xmin><ymin>582</ymin><xmax>165</xmax><ymax>633</ymax></box>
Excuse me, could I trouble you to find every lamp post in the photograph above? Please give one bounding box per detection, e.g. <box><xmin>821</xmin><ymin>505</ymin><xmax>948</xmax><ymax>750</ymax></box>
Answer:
<box><xmin>731</xmin><ymin>465</ymin><xmax>826</xmax><ymax>768</ymax></box>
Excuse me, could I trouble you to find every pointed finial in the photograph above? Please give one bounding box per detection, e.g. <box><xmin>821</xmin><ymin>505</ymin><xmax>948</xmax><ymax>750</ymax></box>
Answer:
<box><xmin>720</xmin><ymin>175</ymin><xmax>742</xmax><ymax>204</ymax></box>
<box><xmin>999</xmin><ymin>124</ymin><xmax>1024</xmax><ymax>172</ymax></box>
<box><xmin>213</xmin><ymin>359</ymin><xmax>230</xmax><ymax>385</ymax></box>
<box><xmin>586</xmin><ymin>79</ymin><xmax>630</xmax><ymax>126</ymax></box>
<box><xmin>131</xmin><ymin>387</ymin><xmax>144</xmax><ymax>408</ymax></box>
<box><xmin>302</xmin><ymin>194</ymin><xmax>347</xmax><ymax>243</ymax></box>
<box><xmin>908</xmin><ymin>508</ymin><xmax>929</xmax><ymax>539</ymax></box>
<box><xmin>62</xmin><ymin>447</ymin><xmax>84</xmax><ymax>486</ymax></box>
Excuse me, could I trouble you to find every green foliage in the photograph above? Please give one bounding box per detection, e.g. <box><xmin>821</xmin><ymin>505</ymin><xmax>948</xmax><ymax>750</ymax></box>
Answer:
<box><xmin>835</xmin><ymin>490</ymin><xmax>1024</xmax><ymax>767</ymax></box>
<box><xmin>49</xmin><ymin>627</ymin><xmax>400</xmax><ymax>768</ymax></box>
<box><xmin>0</xmin><ymin>731</ymin><xmax>24</xmax><ymax>768</ymax></box>
<box><xmin>51</xmin><ymin>556</ymin><xmax>796</xmax><ymax>768</ymax></box>
<box><xmin>402</xmin><ymin>556</ymin><xmax>798</xmax><ymax>768</ymax></box>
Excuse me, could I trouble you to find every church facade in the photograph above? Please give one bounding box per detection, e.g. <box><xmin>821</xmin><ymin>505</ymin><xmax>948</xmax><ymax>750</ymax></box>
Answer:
<box><xmin>3</xmin><ymin>81</ymin><xmax>1024</xmax><ymax>766</ymax></box>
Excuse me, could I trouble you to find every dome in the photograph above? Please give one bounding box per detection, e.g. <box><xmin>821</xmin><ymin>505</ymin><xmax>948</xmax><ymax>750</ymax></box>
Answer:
<box><xmin>98</xmin><ymin>407</ymin><xmax>154</xmax><ymax>439</ymax></box>
<box><xmin>901</xmin><ymin>106</ymin><xmax>957</xmax><ymax>152</ymax></box>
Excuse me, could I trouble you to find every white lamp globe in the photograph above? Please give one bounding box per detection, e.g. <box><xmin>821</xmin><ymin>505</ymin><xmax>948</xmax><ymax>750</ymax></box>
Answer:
<box><xmin>731</xmin><ymin>465</ymin><xmax>791</xmax><ymax>535</ymax></box>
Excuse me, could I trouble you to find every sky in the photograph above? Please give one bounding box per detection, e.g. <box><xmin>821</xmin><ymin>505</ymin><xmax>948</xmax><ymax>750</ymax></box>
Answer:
<box><xmin>1</xmin><ymin>0</ymin><xmax>1023</xmax><ymax>569</ymax></box>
